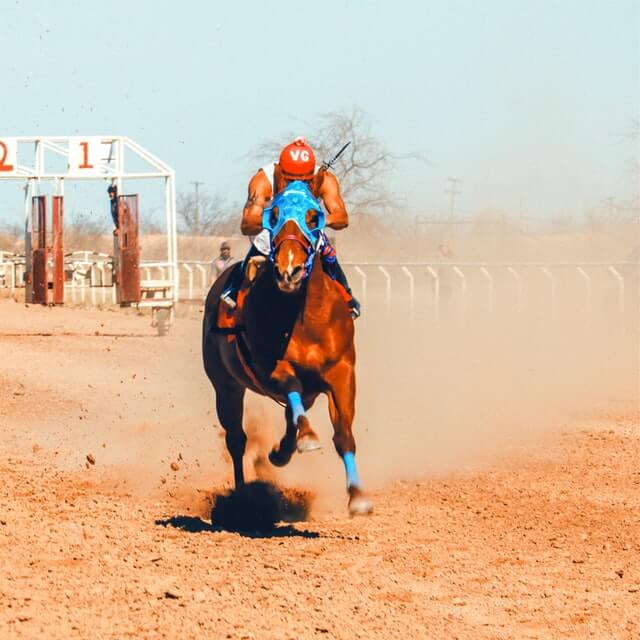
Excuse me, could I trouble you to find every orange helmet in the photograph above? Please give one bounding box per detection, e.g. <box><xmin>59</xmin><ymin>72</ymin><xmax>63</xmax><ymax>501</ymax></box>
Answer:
<box><xmin>278</xmin><ymin>137</ymin><xmax>316</xmax><ymax>180</ymax></box>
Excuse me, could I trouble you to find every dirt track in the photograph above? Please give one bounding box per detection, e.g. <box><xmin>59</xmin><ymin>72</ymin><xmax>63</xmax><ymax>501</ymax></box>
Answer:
<box><xmin>1</xmin><ymin>299</ymin><xmax>639</xmax><ymax>639</ymax></box>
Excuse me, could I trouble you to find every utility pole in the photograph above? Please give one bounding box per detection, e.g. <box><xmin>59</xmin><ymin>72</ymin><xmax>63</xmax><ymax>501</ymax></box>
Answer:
<box><xmin>191</xmin><ymin>180</ymin><xmax>205</xmax><ymax>235</ymax></box>
<box><xmin>603</xmin><ymin>196</ymin><xmax>615</xmax><ymax>220</ymax></box>
<box><xmin>445</xmin><ymin>178</ymin><xmax>462</xmax><ymax>239</ymax></box>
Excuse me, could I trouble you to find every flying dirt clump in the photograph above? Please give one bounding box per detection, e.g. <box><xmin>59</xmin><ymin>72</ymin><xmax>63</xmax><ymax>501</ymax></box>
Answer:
<box><xmin>211</xmin><ymin>481</ymin><xmax>312</xmax><ymax>533</ymax></box>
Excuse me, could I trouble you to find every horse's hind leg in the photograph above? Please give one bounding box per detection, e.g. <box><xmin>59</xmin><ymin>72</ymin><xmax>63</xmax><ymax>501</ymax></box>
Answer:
<box><xmin>214</xmin><ymin>382</ymin><xmax>247</xmax><ymax>488</ymax></box>
<box><xmin>325</xmin><ymin>361</ymin><xmax>373</xmax><ymax>515</ymax></box>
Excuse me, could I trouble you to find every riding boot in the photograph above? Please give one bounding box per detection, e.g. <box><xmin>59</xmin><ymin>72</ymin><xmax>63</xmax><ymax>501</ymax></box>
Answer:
<box><xmin>321</xmin><ymin>253</ymin><xmax>361</xmax><ymax>319</ymax></box>
<box><xmin>220</xmin><ymin>245</ymin><xmax>260</xmax><ymax>309</ymax></box>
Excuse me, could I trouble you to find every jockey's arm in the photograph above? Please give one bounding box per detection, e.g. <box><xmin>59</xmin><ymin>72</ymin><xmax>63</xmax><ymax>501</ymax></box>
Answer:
<box><xmin>320</xmin><ymin>171</ymin><xmax>349</xmax><ymax>230</ymax></box>
<box><xmin>240</xmin><ymin>171</ymin><xmax>272</xmax><ymax>236</ymax></box>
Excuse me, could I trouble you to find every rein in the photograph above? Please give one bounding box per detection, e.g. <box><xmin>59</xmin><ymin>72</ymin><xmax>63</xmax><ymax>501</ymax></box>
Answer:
<box><xmin>272</xmin><ymin>233</ymin><xmax>311</xmax><ymax>253</ymax></box>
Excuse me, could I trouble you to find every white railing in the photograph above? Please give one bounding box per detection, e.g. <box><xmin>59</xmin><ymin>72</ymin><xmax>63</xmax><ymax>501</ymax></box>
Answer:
<box><xmin>0</xmin><ymin>251</ymin><xmax>25</xmax><ymax>291</ymax></box>
<box><xmin>341</xmin><ymin>261</ymin><xmax>638</xmax><ymax>326</ymax></box>
<box><xmin>0</xmin><ymin>255</ymin><xmax>637</xmax><ymax>324</ymax></box>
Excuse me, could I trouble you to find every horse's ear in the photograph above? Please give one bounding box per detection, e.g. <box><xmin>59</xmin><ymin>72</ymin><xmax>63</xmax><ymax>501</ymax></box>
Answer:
<box><xmin>246</xmin><ymin>255</ymin><xmax>267</xmax><ymax>283</ymax></box>
<box><xmin>270</xmin><ymin>206</ymin><xmax>280</xmax><ymax>228</ymax></box>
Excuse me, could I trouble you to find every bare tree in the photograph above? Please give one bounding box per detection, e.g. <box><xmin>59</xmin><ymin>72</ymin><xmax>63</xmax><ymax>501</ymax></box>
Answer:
<box><xmin>253</xmin><ymin>106</ymin><xmax>413</xmax><ymax>215</ymax></box>
<box><xmin>177</xmin><ymin>189</ymin><xmax>238</xmax><ymax>236</ymax></box>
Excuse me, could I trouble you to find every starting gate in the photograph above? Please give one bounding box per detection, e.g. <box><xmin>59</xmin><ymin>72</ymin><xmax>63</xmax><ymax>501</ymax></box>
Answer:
<box><xmin>27</xmin><ymin>195</ymin><xmax>64</xmax><ymax>305</ymax></box>
<box><xmin>0</xmin><ymin>135</ymin><xmax>178</xmax><ymax>324</ymax></box>
<box><xmin>114</xmin><ymin>194</ymin><xmax>141</xmax><ymax>304</ymax></box>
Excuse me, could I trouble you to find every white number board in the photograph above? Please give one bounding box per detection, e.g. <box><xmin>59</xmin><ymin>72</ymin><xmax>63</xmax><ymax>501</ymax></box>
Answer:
<box><xmin>68</xmin><ymin>137</ymin><xmax>103</xmax><ymax>175</ymax></box>
<box><xmin>0</xmin><ymin>138</ymin><xmax>18</xmax><ymax>175</ymax></box>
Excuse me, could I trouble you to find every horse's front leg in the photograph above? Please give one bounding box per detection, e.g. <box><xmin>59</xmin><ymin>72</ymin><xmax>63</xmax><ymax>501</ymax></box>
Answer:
<box><xmin>269</xmin><ymin>360</ymin><xmax>321</xmax><ymax>466</ymax></box>
<box><xmin>325</xmin><ymin>360</ymin><xmax>373</xmax><ymax>516</ymax></box>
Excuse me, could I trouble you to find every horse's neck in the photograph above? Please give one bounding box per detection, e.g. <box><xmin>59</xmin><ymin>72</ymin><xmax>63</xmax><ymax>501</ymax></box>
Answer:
<box><xmin>249</xmin><ymin>265</ymin><xmax>305</xmax><ymax>330</ymax></box>
<box><xmin>300</xmin><ymin>255</ymin><xmax>337</xmax><ymax>322</ymax></box>
<box><xmin>250</xmin><ymin>257</ymin><xmax>329</xmax><ymax>324</ymax></box>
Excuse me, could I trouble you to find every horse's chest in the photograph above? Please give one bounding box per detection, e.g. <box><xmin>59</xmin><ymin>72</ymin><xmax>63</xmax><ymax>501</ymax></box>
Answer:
<box><xmin>285</xmin><ymin>339</ymin><xmax>326</xmax><ymax>370</ymax></box>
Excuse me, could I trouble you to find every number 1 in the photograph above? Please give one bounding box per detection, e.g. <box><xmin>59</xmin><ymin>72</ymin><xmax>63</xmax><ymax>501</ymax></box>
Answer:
<box><xmin>78</xmin><ymin>141</ymin><xmax>94</xmax><ymax>169</ymax></box>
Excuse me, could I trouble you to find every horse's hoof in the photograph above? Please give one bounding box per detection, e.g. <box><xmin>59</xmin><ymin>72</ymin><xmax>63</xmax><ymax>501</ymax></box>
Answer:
<box><xmin>296</xmin><ymin>435</ymin><xmax>322</xmax><ymax>453</ymax></box>
<box><xmin>348</xmin><ymin>488</ymin><xmax>374</xmax><ymax>516</ymax></box>
<box><xmin>268</xmin><ymin>447</ymin><xmax>293</xmax><ymax>467</ymax></box>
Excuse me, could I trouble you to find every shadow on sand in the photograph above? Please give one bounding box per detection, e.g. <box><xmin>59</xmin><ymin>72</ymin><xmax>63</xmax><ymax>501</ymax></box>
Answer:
<box><xmin>156</xmin><ymin>481</ymin><xmax>319</xmax><ymax>539</ymax></box>
<box><xmin>155</xmin><ymin>515</ymin><xmax>319</xmax><ymax>539</ymax></box>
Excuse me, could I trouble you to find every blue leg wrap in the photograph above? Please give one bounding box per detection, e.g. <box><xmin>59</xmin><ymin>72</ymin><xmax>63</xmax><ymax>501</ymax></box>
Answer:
<box><xmin>287</xmin><ymin>391</ymin><xmax>305</xmax><ymax>423</ymax></box>
<box><xmin>342</xmin><ymin>451</ymin><xmax>360</xmax><ymax>489</ymax></box>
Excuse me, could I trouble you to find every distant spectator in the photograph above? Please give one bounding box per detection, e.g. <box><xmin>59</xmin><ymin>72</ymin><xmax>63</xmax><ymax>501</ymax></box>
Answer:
<box><xmin>107</xmin><ymin>184</ymin><xmax>118</xmax><ymax>230</ymax></box>
<box><xmin>210</xmin><ymin>241</ymin><xmax>235</xmax><ymax>285</ymax></box>
<box><xmin>437</xmin><ymin>242</ymin><xmax>453</xmax><ymax>260</ymax></box>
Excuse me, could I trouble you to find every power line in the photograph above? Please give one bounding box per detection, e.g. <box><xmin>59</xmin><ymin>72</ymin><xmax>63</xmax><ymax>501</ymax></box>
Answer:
<box><xmin>445</xmin><ymin>177</ymin><xmax>463</xmax><ymax>224</ymax></box>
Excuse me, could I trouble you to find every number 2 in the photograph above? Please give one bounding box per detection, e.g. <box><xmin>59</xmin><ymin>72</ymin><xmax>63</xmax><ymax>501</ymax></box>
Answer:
<box><xmin>0</xmin><ymin>141</ymin><xmax>14</xmax><ymax>172</ymax></box>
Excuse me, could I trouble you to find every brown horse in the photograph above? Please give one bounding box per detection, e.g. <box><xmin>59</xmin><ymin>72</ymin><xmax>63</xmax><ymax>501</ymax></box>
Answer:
<box><xmin>202</xmin><ymin>185</ymin><xmax>373</xmax><ymax>516</ymax></box>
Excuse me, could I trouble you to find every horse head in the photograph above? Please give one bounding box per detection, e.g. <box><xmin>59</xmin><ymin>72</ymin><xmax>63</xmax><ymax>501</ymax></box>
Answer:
<box><xmin>263</xmin><ymin>181</ymin><xmax>325</xmax><ymax>294</ymax></box>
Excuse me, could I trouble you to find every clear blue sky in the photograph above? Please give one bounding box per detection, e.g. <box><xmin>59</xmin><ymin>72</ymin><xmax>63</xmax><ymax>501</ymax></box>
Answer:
<box><xmin>0</xmin><ymin>0</ymin><xmax>638</xmax><ymax>224</ymax></box>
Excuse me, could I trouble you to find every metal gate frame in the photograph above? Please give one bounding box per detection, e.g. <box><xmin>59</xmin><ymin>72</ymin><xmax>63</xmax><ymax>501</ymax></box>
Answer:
<box><xmin>115</xmin><ymin>194</ymin><xmax>141</xmax><ymax>304</ymax></box>
<box><xmin>0</xmin><ymin>135</ymin><xmax>178</xmax><ymax>305</ymax></box>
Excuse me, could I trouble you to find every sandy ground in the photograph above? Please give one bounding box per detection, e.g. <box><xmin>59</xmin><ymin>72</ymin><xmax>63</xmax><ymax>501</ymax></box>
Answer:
<box><xmin>0</xmin><ymin>298</ymin><xmax>639</xmax><ymax>639</ymax></box>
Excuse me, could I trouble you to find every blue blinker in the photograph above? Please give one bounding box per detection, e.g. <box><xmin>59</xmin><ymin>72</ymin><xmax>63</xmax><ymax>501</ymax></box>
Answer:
<box><xmin>262</xmin><ymin>180</ymin><xmax>325</xmax><ymax>245</ymax></box>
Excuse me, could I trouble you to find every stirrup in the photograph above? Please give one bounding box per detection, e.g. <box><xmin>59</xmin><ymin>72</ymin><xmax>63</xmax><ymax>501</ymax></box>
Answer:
<box><xmin>349</xmin><ymin>298</ymin><xmax>361</xmax><ymax>319</ymax></box>
<box><xmin>220</xmin><ymin>291</ymin><xmax>237</xmax><ymax>309</ymax></box>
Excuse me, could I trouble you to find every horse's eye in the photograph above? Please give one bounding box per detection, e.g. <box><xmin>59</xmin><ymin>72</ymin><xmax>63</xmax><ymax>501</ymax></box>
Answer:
<box><xmin>306</xmin><ymin>210</ymin><xmax>318</xmax><ymax>229</ymax></box>
<box><xmin>270</xmin><ymin>208</ymin><xmax>280</xmax><ymax>228</ymax></box>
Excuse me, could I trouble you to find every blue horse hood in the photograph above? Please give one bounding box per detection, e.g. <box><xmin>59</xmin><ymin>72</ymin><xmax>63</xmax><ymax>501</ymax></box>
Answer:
<box><xmin>262</xmin><ymin>180</ymin><xmax>325</xmax><ymax>244</ymax></box>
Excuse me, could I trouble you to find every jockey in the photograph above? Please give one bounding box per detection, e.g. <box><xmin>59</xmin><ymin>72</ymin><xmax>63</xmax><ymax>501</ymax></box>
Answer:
<box><xmin>220</xmin><ymin>137</ymin><xmax>361</xmax><ymax>318</ymax></box>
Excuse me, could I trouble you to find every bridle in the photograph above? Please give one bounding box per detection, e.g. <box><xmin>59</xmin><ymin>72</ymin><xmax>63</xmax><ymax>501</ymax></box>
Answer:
<box><xmin>264</xmin><ymin>180</ymin><xmax>325</xmax><ymax>280</ymax></box>
<box><xmin>271</xmin><ymin>228</ymin><xmax>316</xmax><ymax>279</ymax></box>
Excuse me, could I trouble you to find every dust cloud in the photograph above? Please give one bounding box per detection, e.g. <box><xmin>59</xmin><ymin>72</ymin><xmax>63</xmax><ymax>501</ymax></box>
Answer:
<box><xmin>1</xmin><ymin>225</ymin><xmax>637</xmax><ymax>516</ymax></box>
<box><xmin>259</xmin><ymin>227</ymin><xmax>639</xmax><ymax>505</ymax></box>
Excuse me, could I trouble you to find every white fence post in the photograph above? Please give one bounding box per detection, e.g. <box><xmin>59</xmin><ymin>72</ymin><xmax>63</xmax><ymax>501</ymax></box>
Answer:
<box><xmin>183</xmin><ymin>263</ymin><xmax>194</xmax><ymax>300</ymax></box>
<box><xmin>353</xmin><ymin>266</ymin><xmax>367</xmax><ymax>308</ymax></box>
<box><xmin>426</xmin><ymin>266</ymin><xmax>439</xmax><ymax>326</ymax></box>
<box><xmin>541</xmin><ymin>267</ymin><xmax>557</xmax><ymax>317</ymax></box>
<box><xmin>452</xmin><ymin>266</ymin><xmax>466</xmax><ymax>325</ymax></box>
<box><xmin>401</xmin><ymin>266</ymin><xmax>415</xmax><ymax>319</ymax></box>
<box><xmin>576</xmin><ymin>267</ymin><xmax>592</xmax><ymax>327</ymax></box>
<box><xmin>507</xmin><ymin>266</ymin><xmax>523</xmax><ymax>312</ymax></box>
<box><xmin>377</xmin><ymin>266</ymin><xmax>391</xmax><ymax>314</ymax></box>
<box><xmin>608</xmin><ymin>266</ymin><xmax>625</xmax><ymax>314</ymax></box>
<box><xmin>480</xmin><ymin>267</ymin><xmax>494</xmax><ymax>314</ymax></box>
<box><xmin>97</xmin><ymin>264</ymin><xmax>107</xmax><ymax>304</ymax></box>
<box><xmin>195</xmin><ymin>264</ymin><xmax>207</xmax><ymax>300</ymax></box>
<box><xmin>88</xmin><ymin>264</ymin><xmax>97</xmax><ymax>306</ymax></box>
